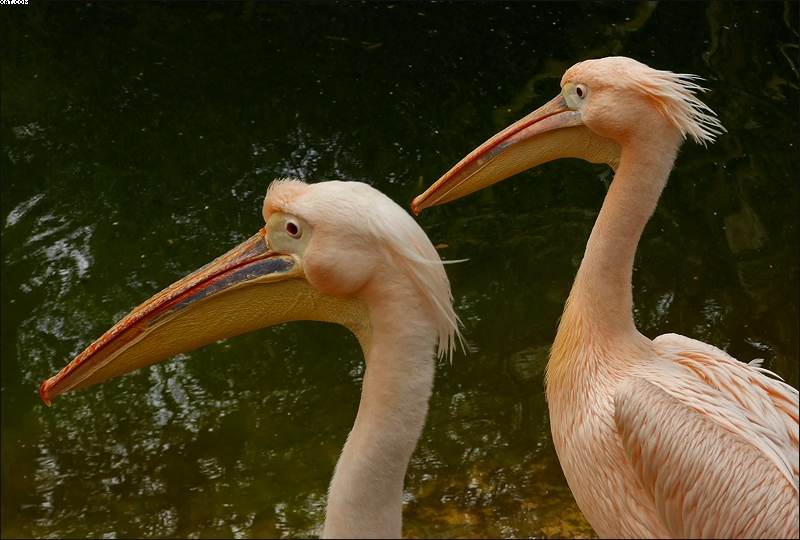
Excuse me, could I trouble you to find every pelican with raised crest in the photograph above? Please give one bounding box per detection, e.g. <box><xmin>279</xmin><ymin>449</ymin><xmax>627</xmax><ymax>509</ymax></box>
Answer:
<box><xmin>413</xmin><ymin>56</ymin><xmax>799</xmax><ymax>538</ymax></box>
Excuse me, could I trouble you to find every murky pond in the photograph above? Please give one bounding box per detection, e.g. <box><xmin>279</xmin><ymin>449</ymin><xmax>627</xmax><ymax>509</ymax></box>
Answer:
<box><xmin>2</xmin><ymin>2</ymin><xmax>797</xmax><ymax>538</ymax></box>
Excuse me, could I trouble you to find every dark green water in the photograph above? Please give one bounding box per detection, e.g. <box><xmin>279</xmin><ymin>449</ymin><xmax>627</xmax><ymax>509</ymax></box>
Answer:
<box><xmin>2</xmin><ymin>2</ymin><xmax>797</xmax><ymax>538</ymax></box>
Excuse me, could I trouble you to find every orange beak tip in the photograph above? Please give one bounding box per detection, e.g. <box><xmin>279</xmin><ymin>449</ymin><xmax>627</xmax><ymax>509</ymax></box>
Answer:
<box><xmin>410</xmin><ymin>197</ymin><xmax>422</xmax><ymax>216</ymax></box>
<box><xmin>40</xmin><ymin>380</ymin><xmax>53</xmax><ymax>407</ymax></box>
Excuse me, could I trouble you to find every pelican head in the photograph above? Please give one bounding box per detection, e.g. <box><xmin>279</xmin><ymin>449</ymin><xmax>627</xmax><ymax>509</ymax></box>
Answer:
<box><xmin>411</xmin><ymin>56</ymin><xmax>725</xmax><ymax>213</ymax></box>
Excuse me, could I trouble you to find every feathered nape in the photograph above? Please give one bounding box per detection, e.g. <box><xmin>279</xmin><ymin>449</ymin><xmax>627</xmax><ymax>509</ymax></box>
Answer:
<box><xmin>374</xmin><ymin>208</ymin><xmax>466</xmax><ymax>361</ymax></box>
<box><xmin>348</xmin><ymin>181</ymin><xmax>465</xmax><ymax>360</ymax></box>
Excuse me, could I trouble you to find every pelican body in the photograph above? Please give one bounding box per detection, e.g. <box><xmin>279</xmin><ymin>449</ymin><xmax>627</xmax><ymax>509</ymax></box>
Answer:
<box><xmin>41</xmin><ymin>178</ymin><xmax>463</xmax><ymax>538</ymax></box>
<box><xmin>413</xmin><ymin>56</ymin><xmax>799</xmax><ymax>538</ymax></box>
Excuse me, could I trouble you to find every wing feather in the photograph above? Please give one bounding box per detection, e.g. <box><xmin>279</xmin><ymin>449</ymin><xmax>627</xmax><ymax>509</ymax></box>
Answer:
<box><xmin>614</xmin><ymin>377</ymin><xmax>799</xmax><ymax>538</ymax></box>
<box><xmin>653</xmin><ymin>333</ymin><xmax>799</xmax><ymax>488</ymax></box>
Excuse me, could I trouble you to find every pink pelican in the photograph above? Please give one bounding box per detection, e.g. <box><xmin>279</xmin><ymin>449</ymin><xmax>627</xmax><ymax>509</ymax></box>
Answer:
<box><xmin>412</xmin><ymin>56</ymin><xmax>799</xmax><ymax>538</ymax></box>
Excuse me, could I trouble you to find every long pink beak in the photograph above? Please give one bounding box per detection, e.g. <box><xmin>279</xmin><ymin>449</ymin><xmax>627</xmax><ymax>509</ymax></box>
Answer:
<box><xmin>411</xmin><ymin>94</ymin><xmax>620</xmax><ymax>214</ymax></box>
<box><xmin>40</xmin><ymin>228</ymin><xmax>310</xmax><ymax>405</ymax></box>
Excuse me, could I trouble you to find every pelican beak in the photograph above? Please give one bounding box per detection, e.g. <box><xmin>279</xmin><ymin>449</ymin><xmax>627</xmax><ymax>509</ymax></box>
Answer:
<box><xmin>40</xmin><ymin>228</ymin><xmax>369</xmax><ymax>405</ymax></box>
<box><xmin>411</xmin><ymin>94</ymin><xmax>621</xmax><ymax>214</ymax></box>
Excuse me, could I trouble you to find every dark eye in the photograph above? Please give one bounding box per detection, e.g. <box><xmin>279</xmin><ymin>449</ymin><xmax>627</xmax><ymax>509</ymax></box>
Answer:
<box><xmin>576</xmin><ymin>85</ymin><xmax>585</xmax><ymax>98</ymax></box>
<box><xmin>286</xmin><ymin>220</ymin><xmax>301</xmax><ymax>238</ymax></box>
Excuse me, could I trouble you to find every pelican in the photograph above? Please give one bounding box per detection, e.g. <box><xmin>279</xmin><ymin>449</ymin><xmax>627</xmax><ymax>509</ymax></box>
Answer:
<box><xmin>412</xmin><ymin>56</ymin><xmax>799</xmax><ymax>538</ymax></box>
<box><xmin>40</xmin><ymin>178</ymin><xmax>463</xmax><ymax>539</ymax></box>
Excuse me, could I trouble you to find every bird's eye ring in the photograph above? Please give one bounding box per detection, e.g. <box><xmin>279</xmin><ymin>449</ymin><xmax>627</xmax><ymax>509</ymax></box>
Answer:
<box><xmin>575</xmin><ymin>85</ymin><xmax>586</xmax><ymax>99</ymax></box>
<box><xmin>286</xmin><ymin>219</ymin><xmax>301</xmax><ymax>238</ymax></box>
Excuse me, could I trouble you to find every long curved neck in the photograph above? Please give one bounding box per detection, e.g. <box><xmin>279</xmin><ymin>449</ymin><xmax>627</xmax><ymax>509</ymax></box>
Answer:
<box><xmin>572</xmin><ymin>139</ymin><xmax>680</xmax><ymax>335</ymax></box>
<box><xmin>322</xmin><ymin>286</ymin><xmax>437</xmax><ymax>539</ymax></box>
<box><xmin>548</xmin><ymin>137</ymin><xmax>682</xmax><ymax>391</ymax></box>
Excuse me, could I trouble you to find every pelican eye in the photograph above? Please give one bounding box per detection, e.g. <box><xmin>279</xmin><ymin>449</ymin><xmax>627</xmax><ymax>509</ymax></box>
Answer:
<box><xmin>286</xmin><ymin>219</ymin><xmax>301</xmax><ymax>238</ymax></box>
<box><xmin>564</xmin><ymin>83</ymin><xmax>588</xmax><ymax>109</ymax></box>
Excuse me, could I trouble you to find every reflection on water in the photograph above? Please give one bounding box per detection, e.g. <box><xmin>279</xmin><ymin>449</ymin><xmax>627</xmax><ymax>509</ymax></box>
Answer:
<box><xmin>2</xmin><ymin>2</ymin><xmax>798</xmax><ymax>539</ymax></box>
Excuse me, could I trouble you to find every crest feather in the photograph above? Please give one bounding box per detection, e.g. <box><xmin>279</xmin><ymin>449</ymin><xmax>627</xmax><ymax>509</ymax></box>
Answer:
<box><xmin>630</xmin><ymin>68</ymin><xmax>726</xmax><ymax>147</ymax></box>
